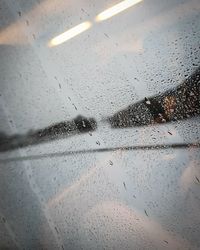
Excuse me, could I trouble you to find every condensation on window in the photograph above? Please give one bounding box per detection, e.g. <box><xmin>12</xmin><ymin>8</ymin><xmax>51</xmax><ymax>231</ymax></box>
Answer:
<box><xmin>0</xmin><ymin>0</ymin><xmax>200</xmax><ymax>249</ymax></box>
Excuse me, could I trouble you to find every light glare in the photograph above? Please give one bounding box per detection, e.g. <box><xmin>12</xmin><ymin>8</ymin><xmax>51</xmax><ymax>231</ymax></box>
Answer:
<box><xmin>95</xmin><ymin>0</ymin><xmax>143</xmax><ymax>22</ymax></box>
<box><xmin>49</xmin><ymin>21</ymin><xmax>92</xmax><ymax>47</ymax></box>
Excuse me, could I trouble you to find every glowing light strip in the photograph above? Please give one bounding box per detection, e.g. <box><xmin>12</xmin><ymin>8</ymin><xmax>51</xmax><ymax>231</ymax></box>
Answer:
<box><xmin>95</xmin><ymin>0</ymin><xmax>142</xmax><ymax>22</ymax></box>
<box><xmin>48</xmin><ymin>21</ymin><xmax>92</xmax><ymax>47</ymax></box>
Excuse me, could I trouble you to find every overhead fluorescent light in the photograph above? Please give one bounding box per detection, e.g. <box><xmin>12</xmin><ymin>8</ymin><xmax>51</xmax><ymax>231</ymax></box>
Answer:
<box><xmin>95</xmin><ymin>0</ymin><xmax>142</xmax><ymax>22</ymax></box>
<box><xmin>48</xmin><ymin>21</ymin><xmax>92</xmax><ymax>47</ymax></box>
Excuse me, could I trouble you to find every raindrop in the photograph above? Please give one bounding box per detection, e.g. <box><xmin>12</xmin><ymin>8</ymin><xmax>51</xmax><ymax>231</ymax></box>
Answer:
<box><xmin>144</xmin><ymin>209</ymin><xmax>148</xmax><ymax>217</ymax></box>
<box><xmin>96</xmin><ymin>141</ymin><xmax>100</xmax><ymax>145</ymax></box>
<box><xmin>109</xmin><ymin>160</ymin><xmax>113</xmax><ymax>166</ymax></box>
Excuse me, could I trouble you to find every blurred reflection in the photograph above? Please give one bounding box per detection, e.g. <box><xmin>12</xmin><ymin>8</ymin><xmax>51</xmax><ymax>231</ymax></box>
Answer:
<box><xmin>180</xmin><ymin>161</ymin><xmax>199</xmax><ymax>193</ymax></box>
<box><xmin>82</xmin><ymin>201</ymin><xmax>196</xmax><ymax>249</ymax></box>
<box><xmin>109</xmin><ymin>66</ymin><xmax>200</xmax><ymax>128</ymax></box>
<box><xmin>0</xmin><ymin>116</ymin><xmax>96</xmax><ymax>152</ymax></box>
<box><xmin>0</xmin><ymin>0</ymin><xmax>71</xmax><ymax>45</ymax></box>
<box><xmin>95</xmin><ymin>0</ymin><xmax>143</xmax><ymax>22</ymax></box>
<box><xmin>162</xmin><ymin>153</ymin><xmax>176</xmax><ymax>161</ymax></box>
<box><xmin>48</xmin><ymin>22</ymin><xmax>92</xmax><ymax>47</ymax></box>
<box><xmin>47</xmin><ymin>149</ymin><xmax>121</xmax><ymax>207</ymax></box>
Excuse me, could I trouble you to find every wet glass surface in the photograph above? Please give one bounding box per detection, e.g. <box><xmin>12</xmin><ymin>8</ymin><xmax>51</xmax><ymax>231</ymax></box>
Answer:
<box><xmin>0</xmin><ymin>0</ymin><xmax>200</xmax><ymax>249</ymax></box>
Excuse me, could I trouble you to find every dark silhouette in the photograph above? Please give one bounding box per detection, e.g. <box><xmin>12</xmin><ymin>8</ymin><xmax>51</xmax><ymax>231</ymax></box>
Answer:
<box><xmin>108</xmin><ymin>67</ymin><xmax>200</xmax><ymax>128</ymax></box>
<box><xmin>0</xmin><ymin>142</ymin><xmax>199</xmax><ymax>163</ymax></box>
<box><xmin>0</xmin><ymin>67</ymin><xmax>199</xmax><ymax>153</ymax></box>
<box><xmin>0</xmin><ymin>116</ymin><xmax>97</xmax><ymax>152</ymax></box>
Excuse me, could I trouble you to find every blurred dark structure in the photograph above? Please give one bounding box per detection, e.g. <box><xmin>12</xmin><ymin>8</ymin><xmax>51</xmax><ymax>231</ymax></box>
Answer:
<box><xmin>0</xmin><ymin>67</ymin><xmax>199</xmax><ymax>152</ymax></box>
<box><xmin>1</xmin><ymin>142</ymin><xmax>200</xmax><ymax>163</ymax></box>
<box><xmin>0</xmin><ymin>116</ymin><xmax>97</xmax><ymax>152</ymax></box>
<box><xmin>109</xmin><ymin>67</ymin><xmax>200</xmax><ymax>128</ymax></box>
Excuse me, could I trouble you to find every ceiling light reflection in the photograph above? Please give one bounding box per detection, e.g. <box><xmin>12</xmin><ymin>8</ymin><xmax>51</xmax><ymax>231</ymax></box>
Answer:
<box><xmin>48</xmin><ymin>21</ymin><xmax>92</xmax><ymax>47</ymax></box>
<box><xmin>95</xmin><ymin>0</ymin><xmax>143</xmax><ymax>22</ymax></box>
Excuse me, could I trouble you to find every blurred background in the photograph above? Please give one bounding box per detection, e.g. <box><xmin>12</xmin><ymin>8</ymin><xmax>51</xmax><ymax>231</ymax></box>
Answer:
<box><xmin>0</xmin><ymin>0</ymin><xmax>200</xmax><ymax>249</ymax></box>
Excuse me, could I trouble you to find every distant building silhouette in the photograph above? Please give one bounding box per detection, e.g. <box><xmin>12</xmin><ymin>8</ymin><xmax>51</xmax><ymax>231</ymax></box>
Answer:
<box><xmin>109</xmin><ymin>67</ymin><xmax>200</xmax><ymax>128</ymax></box>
